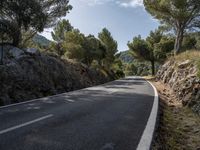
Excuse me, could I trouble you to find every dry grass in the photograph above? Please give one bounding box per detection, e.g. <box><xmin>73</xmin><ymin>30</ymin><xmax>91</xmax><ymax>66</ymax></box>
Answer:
<box><xmin>150</xmin><ymin>80</ymin><xmax>200</xmax><ymax>150</ymax></box>
<box><xmin>169</xmin><ymin>50</ymin><xmax>200</xmax><ymax>78</ymax></box>
<box><xmin>169</xmin><ymin>50</ymin><xmax>200</xmax><ymax>62</ymax></box>
<box><xmin>143</xmin><ymin>76</ymin><xmax>155</xmax><ymax>80</ymax></box>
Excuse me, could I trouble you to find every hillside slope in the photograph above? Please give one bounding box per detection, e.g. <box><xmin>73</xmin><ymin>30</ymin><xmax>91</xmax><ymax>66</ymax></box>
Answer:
<box><xmin>119</xmin><ymin>50</ymin><xmax>134</xmax><ymax>63</ymax></box>
<box><xmin>0</xmin><ymin>46</ymin><xmax>112</xmax><ymax>105</ymax></box>
<box><xmin>33</xmin><ymin>34</ymin><xmax>51</xmax><ymax>47</ymax></box>
<box><xmin>151</xmin><ymin>51</ymin><xmax>200</xmax><ymax>149</ymax></box>
<box><xmin>156</xmin><ymin>51</ymin><xmax>200</xmax><ymax>114</ymax></box>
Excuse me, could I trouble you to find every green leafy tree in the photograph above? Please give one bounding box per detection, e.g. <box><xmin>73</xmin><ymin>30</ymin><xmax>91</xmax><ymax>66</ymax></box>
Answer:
<box><xmin>128</xmin><ymin>34</ymin><xmax>159</xmax><ymax>75</ymax></box>
<box><xmin>49</xmin><ymin>42</ymin><xmax>66</xmax><ymax>57</ymax></box>
<box><xmin>155</xmin><ymin>35</ymin><xmax>175</xmax><ymax>59</ymax></box>
<box><xmin>50</xmin><ymin>20</ymin><xmax>106</xmax><ymax>66</ymax></box>
<box><xmin>50</xmin><ymin>19</ymin><xmax>74</xmax><ymax>57</ymax></box>
<box><xmin>51</xmin><ymin>19</ymin><xmax>73</xmax><ymax>42</ymax></box>
<box><xmin>182</xmin><ymin>34</ymin><xmax>197</xmax><ymax>50</ymax></box>
<box><xmin>82</xmin><ymin>35</ymin><xmax>107</xmax><ymax>66</ymax></box>
<box><xmin>63</xmin><ymin>30</ymin><xmax>85</xmax><ymax>61</ymax></box>
<box><xmin>98</xmin><ymin>28</ymin><xmax>118</xmax><ymax>69</ymax></box>
<box><xmin>1</xmin><ymin>0</ymin><xmax>72</xmax><ymax>46</ymax></box>
<box><xmin>125</xmin><ymin>63</ymin><xmax>138</xmax><ymax>76</ymax></box>
<box><xmin>144</xmin><ymin>0</ymin><xmax>200</xmax><ymax>54</ymax></box>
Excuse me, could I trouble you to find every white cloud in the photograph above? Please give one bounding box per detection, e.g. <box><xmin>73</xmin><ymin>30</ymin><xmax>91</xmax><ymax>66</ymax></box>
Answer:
<box><xmin>117</xmin><ymin>0</ymin><xmax>143</xmax><ymax>8</ymax></box>
<box><xmin>79</xmin><ymin>0</ymin><xmax>143</xmax><ymax>7</ymax></box>
<box><xmin>79</xmin><ymin>0</ymin><xmax>113</xmax><ymax>6</ymax></box>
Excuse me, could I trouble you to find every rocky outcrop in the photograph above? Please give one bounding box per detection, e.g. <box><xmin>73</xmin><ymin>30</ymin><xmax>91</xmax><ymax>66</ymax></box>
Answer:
<box><xmin>0</xmin><ymin>46</ymin><xmax>112</xmax><ymax>106</ymax></box>
<box><xmin>157</xmin><ymin>59</ymin><xmax>200</xmax><ymax>114</ymax></box>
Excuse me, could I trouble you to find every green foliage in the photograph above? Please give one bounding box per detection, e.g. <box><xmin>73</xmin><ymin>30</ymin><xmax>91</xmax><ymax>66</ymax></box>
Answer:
<box><xmin>48</xmin><ymin>20</ymin><xmax>124</xmax><ymax>78</ymax></box>
<box><xmin>182</xmin><ymin>34</ymin><xmax>197</xmax><ymax>50</ymax></box>
<box><xmin>195</xmin><ymin>33</ymin><xmax>200</xmax><ymax>49</ymax></box>
<box><xmin>82</xmin><ymin>35</ymin><xmax>106</xmax><ymax>66</ymax></box>
<box><xmin>124</xmin><ymin>61</ymin><xmax>151</xmax><ymax>76</ymax></box>
<box><xmin>124</xmin><ymin>63</ymin><xmax>138</xmax><ymax>76</ymax></box>
<box><xmin>144</xmin><ymin>0</ymin><xmax>200</xmax><ymax>53</ymax></box>
<box><xmin>128</xmin><ymin>29</ymin><xmax>175</xmax><ymax>75</ymax></box>
<box><xmin>51</xmin><ymin>20</ymin><xmax>73</xmax><ymax>42</ymax></box>
<box><xmin>98</xmin><ymin>28</ymin><xmax>118</xmax><ymax>68</ymax></box>
<box><xmin>20</xmin><ymin>32</ymin><xmax>51</xmax><ymax>51</ymax></box>
<box><xmin>1</xmin><ymin>0</ymin><xmax>72</xmax><ymax>46</ymax></box>
<box><xmin>128</xmin><ymin>35</ymin><xmax>151</xmax><ymax>61</ymax></box>
<box><xmin>63</xmin><ymin>30</ymin><xmax>85</xmax><ymax>61</ymax></box>
<box><xmin>128</xmin><ymin>31</ymin><xmax>161</xmax><ymax>75</ymax></box>
<box><xmin>154</xmin><ymin>36</ymin><xmax>175</xmax><ymax>60</ymax></box>
<box><xmin>49</xmin><ymin>42</ymin><xmax>65</xmax><ymax>57</ymax></box>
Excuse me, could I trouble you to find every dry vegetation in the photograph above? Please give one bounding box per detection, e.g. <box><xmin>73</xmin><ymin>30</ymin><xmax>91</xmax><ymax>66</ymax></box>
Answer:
<box><xmin>169</xmin><ymin>50</ymin><xmax>200</xmax><ymax>78</ymax></box>
<box><xmin>146</xmin><ymin>78</ymin><xmax>200</xmax><ymax>150</ymax></box>
<box><xmin>171</xmin><ymin>50</ymin><xmax>200</xmax><ymax>62</ymax></box>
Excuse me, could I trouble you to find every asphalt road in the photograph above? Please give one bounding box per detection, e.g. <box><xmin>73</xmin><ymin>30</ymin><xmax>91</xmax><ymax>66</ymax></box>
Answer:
<box><xmin>0</xmin><ymin>77</ymin><xmax>156</xmax><ymax>150</ymax></box>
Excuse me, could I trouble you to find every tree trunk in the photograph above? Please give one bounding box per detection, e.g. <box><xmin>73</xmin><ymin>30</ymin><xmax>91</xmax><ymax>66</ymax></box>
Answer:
<box><xmin>11</xmin><ymin>26</ymin><xmax>21</xmax><ymax>47</ymax></box>
<box><xmin>12</xmin><ymin>34</ymin><xmax>20</xmax><ymax>47</ymax></box>
<box><xmin>151</xmin><ymin>60</ymin><xmax>155</xmax><ymax>76</ymax></box>
<box><xmin>174</xmin><ymin>28</ymin><xmax>184</xmax><ymax>55</ymax></box>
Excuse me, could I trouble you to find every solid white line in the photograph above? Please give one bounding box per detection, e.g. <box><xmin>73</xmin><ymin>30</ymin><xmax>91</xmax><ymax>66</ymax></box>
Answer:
<box><xmin>65</xmin><ymin>99</ymin><xmax>75</xmax><ymax>102</ymax></box>
<box><xmin>0</xmin><ymin>114</ymin><xmax>53</xmax><ymax>135</ymax></box>
<box><xmin>136</xmin><ymin>80</ymin><xmax>159</xmax><ymax>150</ymax></box>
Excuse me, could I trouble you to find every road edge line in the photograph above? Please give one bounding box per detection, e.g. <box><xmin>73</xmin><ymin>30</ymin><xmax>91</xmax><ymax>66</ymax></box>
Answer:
<box><xmin>136</xmin><ymin>80</ymin><xmax>159</xmax><ymax>150</ymax></box>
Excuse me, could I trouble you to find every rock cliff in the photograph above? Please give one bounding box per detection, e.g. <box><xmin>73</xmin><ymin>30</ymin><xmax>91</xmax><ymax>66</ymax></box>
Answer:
<box><xmin>0</xmin><ymin>46</ymin><xmax>113</xmax><ymax>105</ymax></box>
<box><xmin>157</xmin><ymin>59</ymin><xmax>200</xmax><ymax>114</ymax></box>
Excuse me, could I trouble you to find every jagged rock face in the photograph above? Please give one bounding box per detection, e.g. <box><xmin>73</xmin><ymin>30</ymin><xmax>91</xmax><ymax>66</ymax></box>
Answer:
<box><xmin>0</xmin><ymin>48</ymin><xmax>112</xmax><ymax>105</ymax></box>
<box><xmin>157</xmin><ymin>59</ymin><xmax>200</xmax><ymax>114</ymax></box>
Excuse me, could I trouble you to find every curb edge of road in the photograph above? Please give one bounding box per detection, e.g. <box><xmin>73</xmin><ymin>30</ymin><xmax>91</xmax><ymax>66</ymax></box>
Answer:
<box><xmin>136</xmin><ymin>79</ymin><xmax>159</xmax><ymax>150</ymax></box>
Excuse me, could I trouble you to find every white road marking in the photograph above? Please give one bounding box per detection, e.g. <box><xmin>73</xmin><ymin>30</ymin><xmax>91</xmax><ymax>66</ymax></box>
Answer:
<box><xmin>136</xmin><ymin>80</ymin><xmax>159</xmax><ymax>150</ymax></box>
<box><xmin>0</xmin><ymin>114</ymin><xmax>53</xmax><ymax>135</ymax></box>
<box><xmin>65</xmin><ymin>99</ymin><xmax>75</xmax><ymax>102</ymax></box>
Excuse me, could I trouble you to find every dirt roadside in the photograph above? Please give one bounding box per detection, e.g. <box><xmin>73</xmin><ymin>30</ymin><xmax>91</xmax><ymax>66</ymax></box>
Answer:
<box><xmin>147</xmin><ymin>78</ymin><xmax>200</xmax><ymax>150</ymax></box>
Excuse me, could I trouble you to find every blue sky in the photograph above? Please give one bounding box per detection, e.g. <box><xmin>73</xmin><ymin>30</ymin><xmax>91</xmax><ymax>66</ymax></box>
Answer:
<box><xmin>41</xmin><ymin>0</ymin><xmax>159</xmax><ymax>51</ymax></box>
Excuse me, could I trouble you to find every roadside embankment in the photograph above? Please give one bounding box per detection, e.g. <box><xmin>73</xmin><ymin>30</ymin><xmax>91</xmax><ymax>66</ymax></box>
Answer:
<box><xmin>156</xmin><ymin>51</ymin><xmax>200</xmax><ymax>114</ymax></box>
<box><xmin>150</xmin><ymin>79</ymin><xmax>200</xmax><ymax>150</ymax></box>
<box><xmin>148</xmin><ymin>51</ymin><xmax>200</xmax><ymax>149</ymax></box>
<box><xmin>0</xmin><ymin>46</ymin><xmax>115</xmax><ymax>106</ymax></box>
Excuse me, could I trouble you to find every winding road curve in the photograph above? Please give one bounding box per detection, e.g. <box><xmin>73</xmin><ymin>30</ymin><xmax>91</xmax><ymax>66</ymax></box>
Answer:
<box><xmin>0</xmin><ymin>77</ymin><xmax>158</xmax><ymax>150</ymax></box>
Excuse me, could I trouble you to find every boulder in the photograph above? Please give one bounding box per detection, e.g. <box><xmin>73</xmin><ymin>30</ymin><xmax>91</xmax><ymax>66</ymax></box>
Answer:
<box><xmin>25</xmin><ymin>48</ymin><xmax>39</xmax><ymax>54</ymax></box>
<box><xmin>178</xmin><ymin>60</ymin><xmax>191</xmax><ymax>69</ymax></box>
<box><xmin>4</xmin><ymin>46</ymin><xmax>25</xmax><ymax>59</ymax></box>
